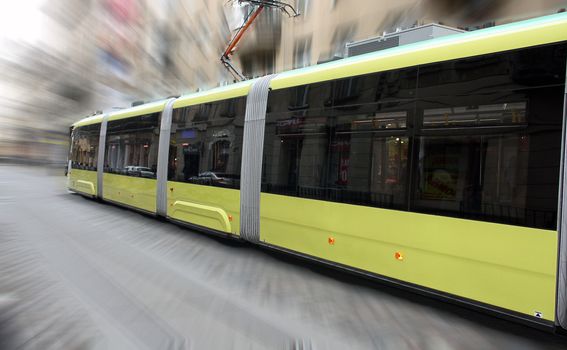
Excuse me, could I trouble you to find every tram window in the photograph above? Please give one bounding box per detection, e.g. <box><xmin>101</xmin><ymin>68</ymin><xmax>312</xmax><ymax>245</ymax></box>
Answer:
<box><xmin>418</xmin><ymin>44</ymin><xmax>566</xmax><ymax>127</ymax></box>
<box><xmin>413</xmin><ymin>43</ymin><xmax>565</xmax><ymax>229</ymax></box>
<box><xmin>262</xmin><ymin>111</ymin><xmax>409</xmax><ymax>208</ymax></box>
<box><xmin>412</xmin><ymin>86</ymin><xmax>565</xmax><ymax>229</ymax></box>
<box><xmin>324</xmin><ymin>133</ymin><xmax>409</xmax><ymax>209</ymax></box>
<box><xmin>263</xmin><ymin>80</ymin><xmax>412</xmax><ymax>209</ymax></box>
<box><xmin>263</xmin><ymin>84</ymin><xmax>331</xmax><ymax>197</ymax></box>
<box><xmin>334</xmin><ymin>100</ymin><xmax>412</xmax><ymax>130</ymax></box>
<box><xmin>327</xmin><ymin>106</ymin><xmax>410</xmax><ymax>208</ymax></box>
<box><xmin>267</xmin><ymin>81</ymin><xmax>333</xmax><ymax>113</ymax></box>
<box><xmin>331</xmin><ymin>68</ymin><xmax>417</xmax><ymax>107</ymax></box>
<box><xmin>262</xmin><ymin>110</ymin><xmax>330</xmax><ymax>198</ymax></box>
<box><xmin>70</xmin><ymin>123</ymin><xmax>100</xmax><ymax>171</ymax></box>
<box><xmin>104</xmin><ymin>113</ymin><xmax>160</xmax><ymax>179</ymax></box>
<box><xmin>413</xmin><ymin>131</ymin><xmax>561</xmax><ymax>229</ymax></box>
<box><xmin>419</xmin><ymin>44</ymin><xmax>566</xmax><ymax>96</ymax></box>
<box><xmin>422</xmin><ymin>102</ymin><xmax>527</xmax><ymax>127</ymax></box>
<box><xmin>168</xmin><ymin>97</ymin><xmax>246</xmax><ymax>189</ymax></box>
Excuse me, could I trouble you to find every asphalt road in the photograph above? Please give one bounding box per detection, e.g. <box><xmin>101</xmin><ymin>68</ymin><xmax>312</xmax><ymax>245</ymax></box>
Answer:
<box><xmin>1</xmin><ymin>164</ymin><xmax>567</xmax><ymax>350</ymax></box>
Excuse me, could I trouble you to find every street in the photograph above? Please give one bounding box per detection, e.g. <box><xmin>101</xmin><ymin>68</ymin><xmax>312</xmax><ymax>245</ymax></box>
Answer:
<box><xmin>0</xmin><ymin>165</ymin><xmax>566</xmax><ymax>349</ymax></box>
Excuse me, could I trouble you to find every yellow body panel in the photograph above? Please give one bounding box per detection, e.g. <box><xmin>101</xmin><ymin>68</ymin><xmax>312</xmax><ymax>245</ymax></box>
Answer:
<box><xmin>167</xmin><ymin>182</ymin><xmax>240</xmax><ymax>235</ymax></box>
<box><xmin>68</xmin><ymin>169</ymin><xmax>97</xmax><ymax>196</ymax></box>
<box><xmin>172</xmin><ymin>80</ymin><xmax>254</xmax><ymax>109</ymax></box>
<box><xmin>103</xmin><ymin>173</ymin><xmax>157</xmax><ymax>213</ymax></box>
<box><xmin>260</xmin><ymin>194</ymin><xmax>557</xmax><ymax>321</ymax></box>
<box><xmin>270</xmin><ymin>13</ymin><xmax>567</xmax><ymax>89</ymax></box>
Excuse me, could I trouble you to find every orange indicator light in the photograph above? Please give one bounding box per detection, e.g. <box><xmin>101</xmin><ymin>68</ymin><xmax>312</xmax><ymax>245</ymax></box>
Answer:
<box><xmin>228</xmin><ymin>215</ymin><xmax>233</xmax><ymax>222</ymax></box>
<box><xmin>395</xmin><ymin>252</ymin><xmax>404</xmax><ymax>261</ymax></box>
<box><xmin>328</xmin><ymin>237</ymin><xmax>335</xmax><ymax>245</ymax></box>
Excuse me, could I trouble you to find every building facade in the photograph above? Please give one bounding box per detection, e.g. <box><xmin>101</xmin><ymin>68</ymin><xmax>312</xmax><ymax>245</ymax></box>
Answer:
<box><xmin>0</xmin><ymin>0</ymin><xmax>565</xmax><ymax>163</ymax></box>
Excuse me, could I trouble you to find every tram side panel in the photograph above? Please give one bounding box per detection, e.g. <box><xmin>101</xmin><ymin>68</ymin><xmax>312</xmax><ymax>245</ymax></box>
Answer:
<box><xmin>259</xmin><ymin>44</ymin><xmax>566</xmax><ymax>323</ymax></box>
<box><xmin>166</xmin><ymin>97</ymin><xmax>247</xmax><ymax>235</ymax></box>
<box><xmin>68</xmin><ymin>123</ymin><xmax>101</xmax><ymax>197</ymax></box>
<box><xmin>102</xmin><ymin>112</ymin><xmax>162</xmax><ymax>213</ymax></box>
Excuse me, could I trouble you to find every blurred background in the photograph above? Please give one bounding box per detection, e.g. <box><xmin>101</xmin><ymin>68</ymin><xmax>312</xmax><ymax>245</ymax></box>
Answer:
<box><xmin>0</xmin><ymin>0</ymin><xmax>565</xmax><ymax>167</ymax></box>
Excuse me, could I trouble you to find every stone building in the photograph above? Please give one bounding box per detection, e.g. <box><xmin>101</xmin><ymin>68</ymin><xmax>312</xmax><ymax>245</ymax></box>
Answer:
<box><xmin>0</xmin><ymin>0</ymin><xmax>565</xmax><ymax>163</ymax></box>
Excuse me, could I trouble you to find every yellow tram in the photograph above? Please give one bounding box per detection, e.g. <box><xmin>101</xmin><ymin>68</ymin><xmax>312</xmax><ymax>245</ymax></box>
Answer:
<box><xmin>68</xmin><ymin>12</ymin><xmax>567</xmax><ymax>330</ymax></box>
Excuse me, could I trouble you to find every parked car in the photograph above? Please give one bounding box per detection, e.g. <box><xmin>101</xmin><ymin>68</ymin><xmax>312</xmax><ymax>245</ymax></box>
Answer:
<box><xmin>124</xmin><ymin>166</ymin><xmax>155</xmax><ymax>178</ymax></box>
<box><xmin>189</xmin><ymin>171</ymin><xmax>239</xmax><ymax>188</ymax></box>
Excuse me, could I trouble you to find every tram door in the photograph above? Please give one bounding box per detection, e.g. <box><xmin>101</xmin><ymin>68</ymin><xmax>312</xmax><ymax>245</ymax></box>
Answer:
<box><xmin>166</xmin><ymin>98</ymin><xmax>246</xmax><ymax>234</ymax></box>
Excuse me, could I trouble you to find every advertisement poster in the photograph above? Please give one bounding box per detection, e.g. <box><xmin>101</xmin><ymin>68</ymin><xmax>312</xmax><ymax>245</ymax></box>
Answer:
<box><xmin>422</xmin><ymin>152</ymin><xmax>459</xmax><ymax>200</ymax></box>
